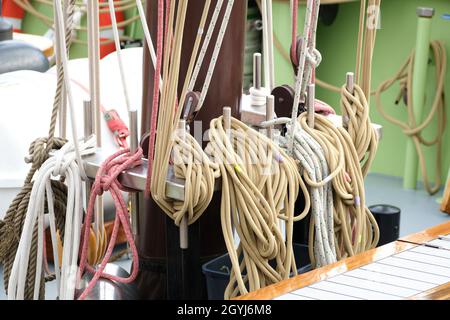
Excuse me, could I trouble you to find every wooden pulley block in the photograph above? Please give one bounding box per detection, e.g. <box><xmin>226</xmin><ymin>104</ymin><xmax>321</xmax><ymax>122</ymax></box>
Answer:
<box><xmin>85</xmin><ymin>225</ymin><xmax>108</xmax><ymax>266</ymax></box>
<box><xmin>182</xmin><ymin>91</ymin><xmax>201</xmax><ymax>124</ymax></box>
<box><xmin>50</xmin><ymin>227</ymin><xmax>106</xmax><ymax>267</ymax></box>
<box><xmin>290</xmin><ymin>36</ymin><xmax>304</xmax><ymax>75</ymax></box>
<box><xmin>271</xmin><ymin>85</ymin><xmax>306</xmax><ymax>119</ymax></box>
<box><xmin>94</xmin><ymin>227</ymin><xmax>108</xmax><ymax>265</ymax></box>
<box><xmin>140</xmin><ymin>132</ymin><xmax>150</xmax><ymax>159</ymax></box>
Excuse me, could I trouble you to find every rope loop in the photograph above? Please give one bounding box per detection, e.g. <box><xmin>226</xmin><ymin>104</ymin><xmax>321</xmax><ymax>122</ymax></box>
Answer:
<box><xmin>306</xmin><ymin>48</ymin><xmax>322</xmax><ymax>68</ymax></box>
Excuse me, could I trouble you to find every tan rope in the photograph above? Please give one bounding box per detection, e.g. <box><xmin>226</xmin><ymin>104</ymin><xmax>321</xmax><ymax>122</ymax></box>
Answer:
<box><xmin>151</xmin><ymin>0</ymin><xmax>228</xmax><ymax>225</ymax></box>
<box><xmin>207</xmin><ymin>116</ymin><xmax>310</xmax><ymax>299</ymax></box>
<box><xmin>297</xmin><ymin>113</ymin><xmax>379</xmax><ymax>263</ymax></box>
<box><xmin>375</xmin><ymin>40</ymin><xmax>447</xmax><ymax>195</ymax></box>
<box><xmin>341</xmin><ymin>84</ymin><xmax>379</xmax><ymax>177</ymax></box>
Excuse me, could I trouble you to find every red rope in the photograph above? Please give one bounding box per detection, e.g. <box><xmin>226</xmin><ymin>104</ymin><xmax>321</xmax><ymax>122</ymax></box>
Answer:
<box><xmin>145</xmin><ymin>0</ymin><xmax>165</xmax><ymax>194</ymax></box>
<box><xmin>77</xmin><ymin>147</ymin><xmax>143</xmax><ymax>300</ymax></box>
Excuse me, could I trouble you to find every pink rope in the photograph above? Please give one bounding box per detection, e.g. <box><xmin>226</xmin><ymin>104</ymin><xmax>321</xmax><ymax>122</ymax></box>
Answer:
<box><xmin>314</xmin><ymin>99</ymin><xmax>336</xmax><ymax>116</ymax></box>
<box><xmin>77</xmin><ymin>147</ymin><xmax>143</xmax><ymax>300</ymax></box>
<box><xmin>291</xmin><ymin>0</ymin><xmax>299</xmax><ymax>66</ymax></box>
<box><xmin>145</xmin><ymin>0</ymin><xmax>164</xmax><ymax>194</ymax></box>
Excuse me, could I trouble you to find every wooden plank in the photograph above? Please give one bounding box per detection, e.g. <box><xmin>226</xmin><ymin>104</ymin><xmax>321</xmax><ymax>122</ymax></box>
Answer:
<box><xmin>409</xmin><ymin>282</ymin><xmax>450</xmax><ymax>300</ymax></box>
<box><xmin>441</xmin><ymin>179</ymin><xmax>450</xmax><ymax>214</ymax></box>
<box><xmin>235</xmin><ymin>222</ymin><xmax>450</xmax><ymax>300</ymax></box>
<box><xmin>234</xmin><ymin>241</ymin><xmax>414</xmax><ymax>300</ymax></box>
<box><xmin>399</xmin><ymin>221</ymin><xmax>450</xmax><ymax>244</ymax></box>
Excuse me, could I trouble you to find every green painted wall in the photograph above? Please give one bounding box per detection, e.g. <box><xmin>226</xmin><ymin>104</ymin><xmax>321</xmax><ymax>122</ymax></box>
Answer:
<box><xmin>272</xmin><ymin>0</ymin><xmax>450</xmax><ymax>184</ymax></box>
<box><xmin>21</xmin><ymin>1</ymin><xmax>144</xmax><ymax>58</ymax></box>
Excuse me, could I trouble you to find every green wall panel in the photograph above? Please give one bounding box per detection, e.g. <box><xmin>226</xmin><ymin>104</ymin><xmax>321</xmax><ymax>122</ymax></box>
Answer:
<box><xmin>273</xmin><ymin>0</ymin><xmax>450</xmax><ymax>184</ymax></box>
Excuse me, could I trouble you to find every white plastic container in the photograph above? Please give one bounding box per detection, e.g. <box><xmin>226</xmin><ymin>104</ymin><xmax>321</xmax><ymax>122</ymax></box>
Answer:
<box><xmin>0</xmin><ymin>48</ymin><xmax>143</xmax><ymax>218</ymax></box>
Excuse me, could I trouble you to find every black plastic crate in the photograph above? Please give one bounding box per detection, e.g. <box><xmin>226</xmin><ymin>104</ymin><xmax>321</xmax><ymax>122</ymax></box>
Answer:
<box><xmin>202</xmin><ymin>243</ymin><xmax>311</xmax><ymax>300</ymax></box>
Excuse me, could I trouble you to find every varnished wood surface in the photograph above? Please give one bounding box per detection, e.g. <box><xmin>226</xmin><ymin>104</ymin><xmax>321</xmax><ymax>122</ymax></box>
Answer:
<box><xmin>236</xmin><ymin>221</ymin><xmax>450</xmax><ymax>300</ymax></box>
<box><xmin>399</xmin><ymin>221</ymin><xmax>450</xmax><ymax>244</ymax></box>
<box><xmin>410</xmin><ymin>282</ymin><xmax>450</xmax><ymax>300</ymax></box>
<box><xmin>235</xmin><ymin>241</ymin><xmax>415</xmax><ymax>300</ymax></box>
<box><xmin>441</xmin><ymin>179</ymin><xmax>450</xmax><ymax>214</ymax></box>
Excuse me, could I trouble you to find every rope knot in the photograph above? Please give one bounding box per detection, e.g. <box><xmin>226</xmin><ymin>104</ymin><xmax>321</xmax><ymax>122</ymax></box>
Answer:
<box><xmin>92</xmin><ymin>176</ymin><xmax>113</xmax><ymax>196</ymax></box>
<box><xmin>306</xmin><ymin>48</ymin><xmax>322</xmax><ymax>68</ymax></box>
<box><xmin>27</xmin><ymin>137</ymin><xmax>68</xmax><ymax>169</ymax></box>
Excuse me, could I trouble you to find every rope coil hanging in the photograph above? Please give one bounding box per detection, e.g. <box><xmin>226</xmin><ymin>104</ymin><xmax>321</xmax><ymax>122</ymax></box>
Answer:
<box><xmin>148</xmin><ymin>0</ymin><xmax>235</xmax><ymax>227</ymax></box>
<box><xmin>7</xmin><ymin>138</ymin><xmax>96</xmax><ymax>300</ymax></box>
<box><xmin>77</xmin><ymin>147</ymin><xmax>142</xmax><ymax>300</ymax></box>
<box><xmin>207</xmin><ymin>116</ymin><xmax>310</xmax><ymax>299</ymax></box>
<box><xmin>0</xmin><ymin>0</ymin><xmax>78</xmax><ymax>300</ymax></box>
<box><xmin>375</xmin><ymin>40</ymin><xmax>447</xmax><ymax>195</ymax></box>
<box><xmin>296</xmin><ymin>113</ymin><xmax>380</xmax><ymax>262</ymax></box>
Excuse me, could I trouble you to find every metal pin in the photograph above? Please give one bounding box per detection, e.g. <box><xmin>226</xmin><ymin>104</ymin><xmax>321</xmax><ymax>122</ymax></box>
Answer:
<box><xmin>84</xmin><ymin>100</ymin><xmax>93</xmax><ymax>142</ymax></box>
<box><xmin>307</xmin><ymin>84</ymin><xmax>315</xmax><ymax>129</ymax></box>
<box><xmin>178</xmin><ymin>119</ymin><xmax>188</xmax><ymax>249</ymax></box>
<box><xmin>84</xmin><ymin>100</ymin><xmax>94</xmax><ymax>218</ymax></box>
<box><xmin>346</xmin><ymin>72</ymin><xmax>355</xmax><ymax>95</ymax></box>
<box><xmin>253</xmin><ymin>53</ymin><xmax>262</xmax><ymax>90</ymax></box>
<box><xmin>344</xmin><ymin>72</ymin><xmax>355</xmax><ymax>129</ymax></box>
<box><xmin>129</xmin><ymin>110</ymin><xmax>140</xmax><ymax>236</ymax></box>
<box><xmin>266</xmin><ymin>95</ymin><xmax>275</xmax><ymax>139</ymax></box>
<box><xmin>223</xmin><ymin>106</ymin><xmax>231</xmax><ymax>133</ymax></box>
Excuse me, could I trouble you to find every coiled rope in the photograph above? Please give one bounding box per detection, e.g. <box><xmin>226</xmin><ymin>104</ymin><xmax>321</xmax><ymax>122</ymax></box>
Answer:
<box><xmin>6</xmin><ymin>0</ymin><xmax>94</xmax><ymax>300</ymax></box>
<box><xmin>283</xmin><ymin>121</ymin><xmax>337</xmax><ymax>267</ymax></box>
<box><xmin>7</xmin><ymin>138</ymin><xmax>96</xmax><ymax>300</ymax></box>
<box><xmin>207</xmin><ymin>116</ymin><xmax>310</xmax><ymax>299</ymax></box>
<box><xmin>77</xmin><ymin>147</ymin><xmax>142</xmax><ymax>300</ymax></box>
<box><xmin>0</xmin><ymin>0</ymin><xmax>77</xmax><ymax>300</ymax></box>
<box><xmin>375</xmin><ymin>40</ymin><xmax>447</xmax><ymax>195</ymax></box>
<box><xmin>149</xmin><ymin>0</ymin><xmax>235</xmax><ymax>226</ymax></box>
<box><xmin>282</xmin><ymin>0</ymin><xmax>379</xmax><ymax>267</ymax></box>
<box><xmin>0</xmin><ymin>139</ymin><xmax>68</xmax><ymax>300</ymax></box>
<box><xmin>296</xmin><ymin>113</ymin><xmax>379</xmax><ymax>262</ymax></box>
<box><xmin>341</xmin><ymin>84</ymin><xmax>378</xmax><ymax>177</ymax></box>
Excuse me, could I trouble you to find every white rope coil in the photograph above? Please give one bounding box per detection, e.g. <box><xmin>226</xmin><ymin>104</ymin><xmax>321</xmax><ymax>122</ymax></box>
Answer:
<box><xmin>8</xmin><ymin>137</ymin><xmax>96</xmax><ymax>300</ymax></box>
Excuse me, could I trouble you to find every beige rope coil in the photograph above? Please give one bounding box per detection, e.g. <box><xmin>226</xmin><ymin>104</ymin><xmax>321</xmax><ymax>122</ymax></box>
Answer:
<box><xmin>162</xmin><ymin>133</ymin><xmax>220</xmax><ymax>226</ymax></box>
<box><xmin>341</xmin><ymin>84</ymin><xmax>379</xmax><ymax>177</ymax></box>
<box><xmin>297</xmin><ymin>113</ymin><xmax>379</xmax><ymax>263</ymax></box>
<box><xmin>207</xmin><ymin>116</ymin><xmax>310</xmax><ymax>299</ymax></box>
<box><xmin>151</xmin><ymin>0</ymin><xmax>231</xmax><ymax>226</ymax></box>
<box><xmin>375</xmin><ymin>40</ymin><xmax>447</xmax><ymax>195</ymax></box>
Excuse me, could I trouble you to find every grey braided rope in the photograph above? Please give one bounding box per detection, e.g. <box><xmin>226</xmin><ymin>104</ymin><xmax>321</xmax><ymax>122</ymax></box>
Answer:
<box><xmin>0</xmin><ymin>0</ymin><xmax>76</xmax><ymax>300</ymax></box>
